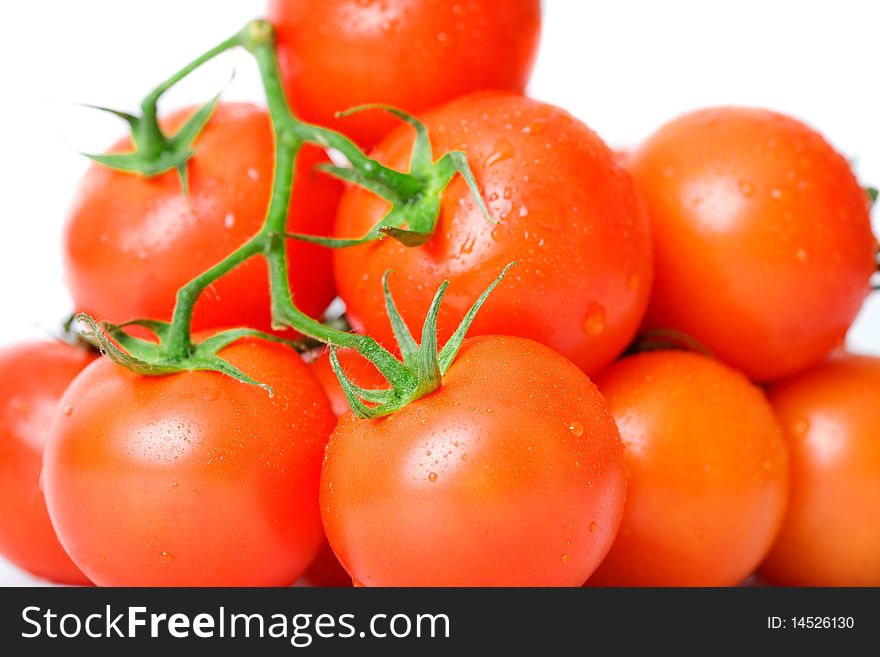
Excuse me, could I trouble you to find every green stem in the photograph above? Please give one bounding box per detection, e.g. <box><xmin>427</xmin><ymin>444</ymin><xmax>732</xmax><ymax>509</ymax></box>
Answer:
<box><xmin>244</xmin><ymin>22</ymin><xmax>422</xmax><ymax>202</ymax></box>
<box><xmin>134</xmin><ymin>31</ymin><xmax>244</xmax><ymax>158</ymax></box>
<box><xmin>162</xmin><ymin>19</ymin><xmax>414</xmax><ymax>389</ymax></box>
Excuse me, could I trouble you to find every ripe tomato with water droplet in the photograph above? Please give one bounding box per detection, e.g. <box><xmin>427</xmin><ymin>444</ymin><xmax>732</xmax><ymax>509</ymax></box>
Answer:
<box><xmin>334</xmin><ymin>92</ymin><xmax>653</xmax><ymax>376</ymax></box>
<box><xmin>589</xmin><ymin>350</ymin><xmax>788</xmax><ymax>586</ymax></box>
<box><xmin>42</xmin><ymin>338</ymin><xmax>335</xmax><ymax>586</ymax></box>
<box><xmin>761</xmin><ymin>352</ymin><xmax>880</xmax><ymax>586</ymax></box>
<box><xmin>63</xmin><ymin>102</ymin><xmax>342</xmax><ymax>335</ymax></box>
<box><xmin>268</xmin><ymin>0</ymin><xmax>542</xmax><ymax>146</ymax></box>
<box><xmin>320</xmin><ymin>336</ymin><xmax>626</xmax><ymax>586</ymax></box>
<box><xmin>629</xmin><ymin>107</ymin><xmax>875</xmax><ymax>381</ymax></box>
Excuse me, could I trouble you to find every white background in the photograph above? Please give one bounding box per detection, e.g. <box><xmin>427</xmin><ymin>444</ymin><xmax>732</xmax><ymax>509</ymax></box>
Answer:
<box><xmin>0</xmin><ymin>1</ymin><xmax>877</xmax><ymax>584</ymax></box>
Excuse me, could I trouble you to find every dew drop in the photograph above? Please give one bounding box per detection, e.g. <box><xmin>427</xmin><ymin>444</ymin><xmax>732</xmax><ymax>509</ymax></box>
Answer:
<box><xmin>159</xmin><ymin>551</ymin><xmax>175</xmax><ymax>564</ymax></box>
<box><xmin>795</xmin><ymin>248</ymin><xmax>808</xmax><ymax>264</ymax></box>
<box><xmin>738</xmin><ymin>180</ymin><xmax>754</xmax><ymax>197</ymax></box>
<box><xmin>224</xmin><ymin>213</ymin><xmax>236</xmax><ymax>229</ymax></box>
<box><xmin>522</xmin><ymin>118</ymin><xmax>548</xmax><ymax>135</ymax></box>
<box><xmin>792</xmin><ymin>419</ymin><xmax>809</xmax><ymax>436</ymax></box>
<box><xmin>63</xmin><ymin>405</ymin><xmax>74</xmax><ymax>417</ymax></box>
<box><xmin>427</xmin><ymin>472</ymin><xmax>438</xmax><ymax>483</ymax></box>
<box><xmin>569</xmin><ymin>421</ymin><xmax>585</xmax><ymax>437</ymax></box>
<box><xmin>484</xmin><ymin>138</ymin><xmax>514</xmax><ymax>167</ymax></box>
<box><xmin>561</xmin><ymin>554</ymin><xmax>571</xmax><ymax>564</ymax></box>
<box><xmin>582</xmin><ymin>303</ymin><xmax>606</xmax><ymax>336</ymax></box>
<box><xmin>770</xmin><ymin>188</ymin><xmax>783</xmax><ymax>200</ymax></box>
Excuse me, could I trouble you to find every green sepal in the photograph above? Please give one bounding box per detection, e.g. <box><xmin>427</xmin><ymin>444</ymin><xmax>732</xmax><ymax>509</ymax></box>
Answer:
<box><xmin>290</xmin><ymin>104</ymin><xmax>494</xmax><ymax>249</ymax></box>
<box><xmin>381</xmin><ymin>271</ymin><xmax>419</xmax><ymax>363</ymax></box>
<box><xmin>867</xmin><ymin>186</ymin><xmax>878</xmax><ymax>206</ymax></box>
<box><xmin>80</xmin><ymin>91</ymin><xmax>221</xmax><ymax>193</ymax></box>
<box><xmin>329</xmin><ymin>346</ymin><xmax>383</xmax><ymax>419</ymax></box>
<box><xmin>75</xmin><ymin>314</ymin><xmax>309</xmax><ymax>395</ymax></box>
<box><xmin>330</xmin><ymin>263</ymin><xmax>514</xmax><ymax>419</ymax></box>
<box><xmin>438</xmin><ymin>262</ymin><xmax>515</xmax><ymax>373</ymax></box>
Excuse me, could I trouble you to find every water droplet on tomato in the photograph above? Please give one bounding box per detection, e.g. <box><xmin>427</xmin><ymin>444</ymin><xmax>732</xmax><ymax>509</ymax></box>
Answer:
<box><xmin>792</xmin><ymin>419</ymin><xmax>810</xmax><ymax>436</ymax></box>
<box><xmin>159</xmin><ymin>551</ymin><xmax>175</xmax><ymax>564</ymax></box>
<box><xmin>224</xmin><ymin>213</ymin><xmax>236</xmax><ymax>229</ymax></box>
<box><xmin>738</xmin><ymin>180</ymin><xmax>754</xmax><ymax>197</ymax></box>
<box><xmin>522</xmin><ymin>118</ymin><xmax>548</xmax><ymax>135</ymax></box>
<box><xmin>561</xmin><ymin>554</ymin><xmax>571</xmax><ymax>564</ymax></box>
<box><xmin>770</xmin><ymin>188</ymin><xmax>783</xmax><ymax>200</ymax></box>
<box><xmin>427</xmin><ymin>472</ymin><xmax>438</xmax><ymax>483</ymax></box>
<box><xmin>484</xmin><ymin>138</ymin><xmax>514</xmax><ymax>167</ymax></box>
<box><xmin>589</xmin><ymin>522</ymin><xmax>598</xmax><ymax>533</ymax></box>
<box><xmin>582</xmin><ymin>303</ymin><xmax>606</xmax><ymax>336</ymax></box>
<box><xmin>63</xmin><ymin>405</ymin><xmax>73</xmax><ymax>416</ymax></box>
<box><xmin>569</xmin><ymin>421</ymin><xmax>585</xmax><ymax>437</ymax></box>
<box><xmin>795</xmin><ymin>248</ymin><xmax>808</xmax><ymax>263</ymax></box>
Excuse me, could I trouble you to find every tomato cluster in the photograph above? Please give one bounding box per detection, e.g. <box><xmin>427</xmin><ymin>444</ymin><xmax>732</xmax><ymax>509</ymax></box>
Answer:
<box><xmin>1</xmin><ymin>1</ymin><xmax>878</xmax><ymax>588</ymax></box>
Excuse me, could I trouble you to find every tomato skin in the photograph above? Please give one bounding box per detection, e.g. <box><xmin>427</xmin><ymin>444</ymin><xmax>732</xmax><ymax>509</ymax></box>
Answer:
<box><xmin>590</xmin><ymin>350</ymin><xmax>788</xmax><ymax>586</ymax></box>
<box><xmin>63</xmin><ymin>102</ymin><xmax>342</xmax><ymax>333</ymax></box>
<box><xmin>0</xmin><ymin>342</ymin><xmax>92</xmax><ymax>585</ymax></box>
<box><xmin>334</xmin><ymin>93</ymin><xmax>653</xmax><ymax>376</ymax></box>
<box><xmin>629</xmin><ymin>107</ymin><xmax>875</xmax><ymax>382</ymax></box>
<box><xmin>268</xmin><ymin>0</ymin><xmax>541</xmax><ymax>146</ymax></box>
<box><xmin>761</xmin><ymin>353</ymin><xmax>880</xmax><ymax>586</ymax></box>
<box><xmin>43</xmin><ymin>340</ymin><xmax>336</xmax><ymax>586</ymax></box>
<box><xmin>307</xmin><ymin>348</ymin><xmax>385</xmax><ymax>418</ymax></box>
<box><xmin>320</xmin><ymin>335</ymin><xmax>626</xmax><ymax>586</ymax></box>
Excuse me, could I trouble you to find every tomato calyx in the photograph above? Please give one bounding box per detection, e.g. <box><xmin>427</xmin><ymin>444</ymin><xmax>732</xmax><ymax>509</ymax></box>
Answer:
<box><xmin>76</xmin><ymin>316</ymin><xmax>301</xmax><ymax>395</ymax></box>
<box><xmin>627</xmin><ymin>328</ymin><xmax>714</xmax><ymax>357</ymax></box>
<box><xmin>77</xmin><ymin>31</ymin><xmax>244</xmax><ymax>194</ymax></box>
<box><xmin>330</xmin><ymin>263</ymin><xmax>515</xmax><ymax>419</ymax></box>
<box><xmin>78</xmin><ymin>95</ymin><xmax>219</xmax><ymax>195</ymax></box>
<box><xmin>289</xmin><ymin>105</ymin><xmax>494</xmax><ymax>249</ymax></box>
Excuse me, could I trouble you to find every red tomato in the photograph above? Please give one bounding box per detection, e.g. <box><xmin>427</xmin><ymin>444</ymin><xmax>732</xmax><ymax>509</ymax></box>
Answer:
<box><xmin>43</xmin><ymin>339</ymin><xmax>336</xmax><ymax>586</ymax></box>
<box><xmin>307</xmin><ymin>347</ymin><xmax>385</xmax><ymax>418</ymax></box>
<box><xmin>590</xmin><ymin>350</ymin><xmax>788</xmax><ymax>586</ymax></box>
<box><xmin>268</xmin><ymin>0</ymin><xmax>541</xmax><ymax>146</ymax></box>
<box><xmin>334</xmin><ymin>93</ymin><xmax>653</xmax><ymax>375</ymax></box>
<box><xmin>63</xmin><ymin>102</ymin><xmax>342</xmax><ymax>333</ymax></box>
<box><xmin>321</xmin><ymin>335</ymin><xmax>626</xmax><ymax>586</ymax></box>
<box><xmin>629</xmin><ymin>107</ymin><xmax>876</xmax><ymax>381</ymax></box>
<box><xmin>761</xmin><ymin>352</ymin><xmax>880</xmax><ymax>586</ymax></box>
<box><xmin>0</xmin><ymin>341</ymin><xmax>92</xmax><ymax>585</ymax></box>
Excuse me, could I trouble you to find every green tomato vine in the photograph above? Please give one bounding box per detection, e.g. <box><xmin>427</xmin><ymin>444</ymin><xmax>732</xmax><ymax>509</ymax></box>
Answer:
<box><xmin>77</xmin><ymin>19</ymin><xmax>510</xmax><ymax>418</ymax></box>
